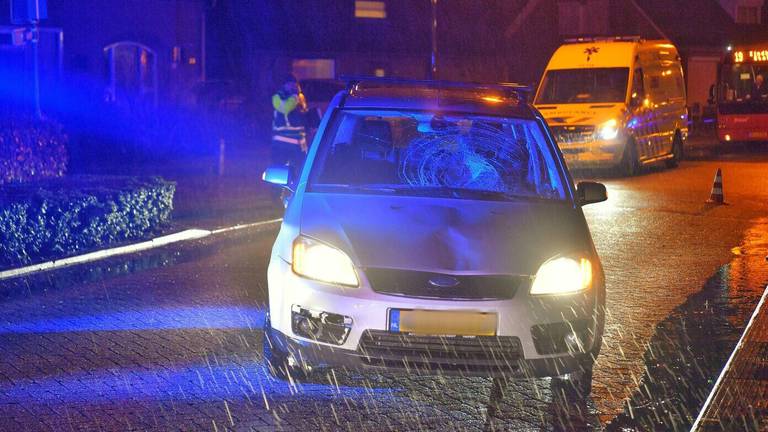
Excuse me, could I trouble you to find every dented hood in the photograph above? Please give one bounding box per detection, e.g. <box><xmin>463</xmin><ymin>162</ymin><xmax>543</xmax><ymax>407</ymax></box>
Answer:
<box><xmin>299</xmin><ymin>192</ymin><xmax>590</xmax><ymax>275</ymax></box>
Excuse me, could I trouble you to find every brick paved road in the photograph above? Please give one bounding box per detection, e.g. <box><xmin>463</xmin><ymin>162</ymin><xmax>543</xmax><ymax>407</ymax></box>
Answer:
<box><xmin>2</xmin><ymin>160</ymin><xmax>768</xmax><ymax>431</ymax></box>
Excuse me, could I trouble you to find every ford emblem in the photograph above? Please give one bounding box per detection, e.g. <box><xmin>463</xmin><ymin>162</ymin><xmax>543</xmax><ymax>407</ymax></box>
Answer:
<box><xmin>428</xmin><ymin>275</ymin><xmax>460</xmax><ymax>288</ymax></box>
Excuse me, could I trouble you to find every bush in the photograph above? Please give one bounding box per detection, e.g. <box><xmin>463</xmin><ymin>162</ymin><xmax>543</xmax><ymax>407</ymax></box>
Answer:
<box><xmin>0</xmin><ymin>175</ymin><xmax>175</xmax><ymax>268</ymax></box>
<box><xmin>0</xmin><ymin>116</ymin><xmax>69</xmax><ymax>185</ymax></box>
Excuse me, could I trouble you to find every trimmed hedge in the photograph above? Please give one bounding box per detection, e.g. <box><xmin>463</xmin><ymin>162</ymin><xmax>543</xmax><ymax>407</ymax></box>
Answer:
<box><xmin>0</xmin><ymin>116</ymin><xmax>68</xmax><ymax>184</ymax></box>
<box><xmin>0</xmin><ymin>175</ymin><xmax>175</xmax><ymax>268</ymax></box>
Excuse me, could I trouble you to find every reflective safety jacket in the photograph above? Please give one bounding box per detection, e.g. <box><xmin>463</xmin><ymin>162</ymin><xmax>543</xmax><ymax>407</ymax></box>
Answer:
<box><xmin>272</xmin><ymin>91</ymin><xmax>307</xmax><ymax>150</ymax></box>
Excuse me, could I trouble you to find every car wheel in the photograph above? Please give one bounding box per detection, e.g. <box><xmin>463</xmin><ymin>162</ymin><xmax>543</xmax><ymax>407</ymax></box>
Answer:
<box><xmin>263</xmin><ymin>315</ymin><xmax>309</xmax><ymax>382</ymax></box>
<box><xmin>666</xmin><ymin>132</ymin><xmax>683</xmax><ymax>168</ymax></box>
<box><xmin>551</xmin><ymin>363</ymin><xmax>593</xmax><ymax>401</ymax></box>
<box><xmin>620</xmin><ymin>139</ymin><xmax>640</xmax><ymax>176</ymax></box>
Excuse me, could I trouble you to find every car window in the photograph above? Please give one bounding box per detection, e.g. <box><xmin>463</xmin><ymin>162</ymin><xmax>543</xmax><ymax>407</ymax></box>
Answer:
<box><xmin>536</xmin><ymin>68</ymin><xmax>629</xmax><ymax>104</ymax></box>
<box><xmin>308</xmin><ymin>110</ymin><xmax>566</xmax><ymax>201</ymax></box>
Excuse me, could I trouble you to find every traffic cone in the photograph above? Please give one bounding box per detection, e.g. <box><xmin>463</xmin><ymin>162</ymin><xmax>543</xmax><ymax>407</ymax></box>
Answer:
<box><xmin>707</xmin><ymin>168</ymin><xmax>725</xmax><ymax>204</ymax></box>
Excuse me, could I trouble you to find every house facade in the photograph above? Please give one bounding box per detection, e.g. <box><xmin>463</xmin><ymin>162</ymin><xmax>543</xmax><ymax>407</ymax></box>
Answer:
<box><xmin>0</xmin><ymin>0</ymin><xmax>206</xmax><ymax>112</ymax></box>
<box><xmin>207</xmin><ymin>0</ymin><xmax>750</xmax><ymax>113</ymax></box>
<box><xmin>0</xmin><ymin>0</ymin><xmax>761</xmax><ymax>118</ymax></box>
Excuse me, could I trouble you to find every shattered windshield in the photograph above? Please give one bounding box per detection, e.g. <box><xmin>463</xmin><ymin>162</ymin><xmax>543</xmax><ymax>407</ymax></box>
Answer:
<box><xmin>308</xmin><ymin>110</ymin><xmax>566</xmax><ymax>201</ymax></box>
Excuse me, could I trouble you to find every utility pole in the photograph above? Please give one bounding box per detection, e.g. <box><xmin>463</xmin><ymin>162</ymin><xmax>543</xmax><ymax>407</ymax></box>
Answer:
<box><xmin>429</xmin><ymin>0</ymin><xmax>438</xmax><ymax>80</ymax></box>
<box><xmin>30</xmin><ymin>21</ymin><xmax>41</xmax><ymax>118</ymax></box>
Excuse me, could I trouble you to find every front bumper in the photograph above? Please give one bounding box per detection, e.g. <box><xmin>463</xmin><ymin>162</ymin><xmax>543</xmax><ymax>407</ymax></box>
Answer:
<box><xmin>267</xmin><ymin>258</ymin><xmax>603</xmax><ymax>378</ymax></box>
<box><xmin>558</xmin><ymin>139</ymin><xmax>625</xmax><ymax>169</ymax></box>
<box><xmin>718</xmin><ymin>128</ymin><xmax>768</xmax><ymax>143</ymax></box>
<box><xmin>268</xmin><ymin>325</ymin><xmax>593</xmax><ymax>378</ymax></box>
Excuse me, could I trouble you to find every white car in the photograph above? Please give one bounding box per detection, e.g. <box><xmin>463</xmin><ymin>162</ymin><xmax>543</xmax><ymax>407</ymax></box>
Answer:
<box><xmin>262</xmin><ymin>78</ymin><xmax>607</xmax><ymax>398</ymax></box>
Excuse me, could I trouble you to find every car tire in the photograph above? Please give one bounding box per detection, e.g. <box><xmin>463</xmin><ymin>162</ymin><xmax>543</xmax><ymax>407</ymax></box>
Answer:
<box><xmin>551</xmin><ymin>363</ymin><xmax>594</xmax><ymax>401</ymax></box>
<box><xmin>263</xmin><ymin>315</ymin><xmax>309</xmax><ymax>382</ymax></box>
<box><xmin>620</xmin><ymin>139</ymin><xmax>640</xmax><ymax>176</ymax></box>
<box><xmin>666</xmin><ymin>132</ymin><xmax>683</xmax><ymax>168</ymax></box>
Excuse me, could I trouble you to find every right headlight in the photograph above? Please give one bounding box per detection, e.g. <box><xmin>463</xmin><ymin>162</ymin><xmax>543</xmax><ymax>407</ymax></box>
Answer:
<box><xmin>597</xmin><ymin>119</ymin><xmax>619</xmax><ymax>141</ymax></box>
<box><xmin>292</xmin><ymin>236</ymin><xmax>359</xmax><ymax>287</ymax></box>
<box><xmin>530</xmin><ymin>256</ymin><xmax>593</xmax><ymax>296</ymax></box>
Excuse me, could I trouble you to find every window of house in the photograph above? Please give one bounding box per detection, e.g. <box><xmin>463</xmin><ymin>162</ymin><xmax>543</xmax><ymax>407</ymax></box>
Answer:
<box><xmin>355</xmin><ymin>1</ymin><xmax>386</xmax><ymax>19</ymax></box>
<box><xmin>736</xmin><ymin>5</ymin><xmax>760</xmax><ymax>23</ymax></box>
<box><xmin>104</xmin><ymin>41</ymin><xmax>158</xmax><ymax>107</ymax></box>
<box><xmin>292</xmin><ymin>59</ymin><xmax>336</xmax><ymax>80</ymax></box>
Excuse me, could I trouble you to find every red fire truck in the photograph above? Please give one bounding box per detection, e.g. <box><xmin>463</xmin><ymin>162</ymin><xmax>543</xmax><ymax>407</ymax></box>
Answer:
<box><xmin>714</xmin><ymin>43</ymin><xmax>768</xmax><ymax>144</ymax></box>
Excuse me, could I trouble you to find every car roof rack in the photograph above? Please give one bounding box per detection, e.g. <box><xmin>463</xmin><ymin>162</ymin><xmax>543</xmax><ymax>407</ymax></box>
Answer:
<box><xmin>340</xmin><ymin>75</ymin><xmax>534</xmax><ymax>104</ymax></box>
<box><xmin>563</xmin><ymin>35</ymin><xmax>643</xmax><ymax>43</ymax></box>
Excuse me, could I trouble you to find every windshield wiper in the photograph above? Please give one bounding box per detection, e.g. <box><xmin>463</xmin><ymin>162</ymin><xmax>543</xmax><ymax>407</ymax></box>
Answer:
<box><xmin>314</xmin><ymin>184</ymin><xmax>555</xmax><ymax>201</ymax></box>
<box><xmin>396</xmin><ymin>186</ymin><xmax>550</xmax><ymax>202</ymax></box>
<box><xmin>313</xmin><ymin>184</ymin><xmax>398</xmax><ymax>194</ymax></box>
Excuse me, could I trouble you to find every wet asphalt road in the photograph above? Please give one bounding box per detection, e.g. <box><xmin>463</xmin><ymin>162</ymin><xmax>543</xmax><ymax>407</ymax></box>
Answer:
<box><xmin>2</xmin><ymin>159</ymin><xmax>768</xmax><ymax>431</ymax></box>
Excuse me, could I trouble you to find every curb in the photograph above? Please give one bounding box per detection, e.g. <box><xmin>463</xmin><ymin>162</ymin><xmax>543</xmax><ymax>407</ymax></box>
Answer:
<box><xmin>0</xmin><ymin>218</ymin><xmax>283</xmax><ymax>281</ymax></box>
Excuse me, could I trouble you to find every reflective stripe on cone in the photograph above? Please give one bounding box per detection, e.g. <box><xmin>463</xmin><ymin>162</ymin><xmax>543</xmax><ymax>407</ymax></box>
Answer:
<box><xmin>707</xmin><ymin>168</ymin><xmax>725</xmax><ymax>204</ymax></box>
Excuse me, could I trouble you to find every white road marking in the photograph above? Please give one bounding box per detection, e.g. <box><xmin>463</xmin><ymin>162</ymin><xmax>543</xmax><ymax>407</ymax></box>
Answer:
<box><xmin>0</xmin><ymin>219</ymin><xmax>282</xmax><ymax>281</ymax></box>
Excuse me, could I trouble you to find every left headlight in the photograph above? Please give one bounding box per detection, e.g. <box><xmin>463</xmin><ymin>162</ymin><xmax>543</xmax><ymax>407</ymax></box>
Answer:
<box><xmin>597</xmin><ymin>119</ymin><xmax>619</xmax><ymax>141</ymax></box>
<box><xmin>292</xmin><ymin>236</ymin><xmax>359</xmax><ymax>287</ymax></box>
<box><xmin>530</xmin><ymin>256</ymin><xmax>592</xmax><ymax>296</ymax></box>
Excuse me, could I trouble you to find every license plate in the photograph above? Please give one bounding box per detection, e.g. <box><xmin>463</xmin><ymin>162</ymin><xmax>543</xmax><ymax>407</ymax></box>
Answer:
<box><xmin>749</xmin><ymin>131</ymin><xmax>768</xmax><ymax>138</ymax></box>
<box><xmin>388</xmin><ymin>309</ymin><xmax>497</xmax><ymax>336</ymax></box>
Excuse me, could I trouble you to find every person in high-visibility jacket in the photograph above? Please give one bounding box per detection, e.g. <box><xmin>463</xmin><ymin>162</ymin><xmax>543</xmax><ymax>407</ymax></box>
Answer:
<box><xmin>271</xmin><ymin>74</ymin><xmax>308</xmax><ymax>176</ymax></box>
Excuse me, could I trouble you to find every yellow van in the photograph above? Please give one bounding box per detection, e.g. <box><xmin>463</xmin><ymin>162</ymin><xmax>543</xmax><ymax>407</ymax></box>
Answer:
<box><xmin>534</xmin><ymin>37</ymin><xmax>688</xmax><ymax>175</ymax></box>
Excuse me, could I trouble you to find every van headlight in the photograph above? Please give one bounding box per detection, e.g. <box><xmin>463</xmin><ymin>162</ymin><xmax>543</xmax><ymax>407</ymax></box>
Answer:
<box><xmin>598</xmin><ymin>119</ymin><xmax>619</xmax><ymax>140</ymax></box>
<box><xmin>530</xmin><ymin>257</ymin><xmax>592</xmax><ymax>295</ymax></box>
<box><xmin>292</xmin><ymin>236</ymin><xmax>359</xmax><ymax>287</ymax></box>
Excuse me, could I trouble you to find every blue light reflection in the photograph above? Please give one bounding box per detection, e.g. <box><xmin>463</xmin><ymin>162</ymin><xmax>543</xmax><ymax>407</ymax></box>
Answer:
<box><xmin>0</xmin><ymin>306</ymin><xmax>265</xmax><ymax>334</ymax></box>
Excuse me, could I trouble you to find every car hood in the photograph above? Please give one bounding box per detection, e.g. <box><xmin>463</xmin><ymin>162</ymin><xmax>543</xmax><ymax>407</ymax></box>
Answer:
<box><xmin>299</xmin><ymin>192</ymin><xmax>591</xmax><ymax>275</ymax></box>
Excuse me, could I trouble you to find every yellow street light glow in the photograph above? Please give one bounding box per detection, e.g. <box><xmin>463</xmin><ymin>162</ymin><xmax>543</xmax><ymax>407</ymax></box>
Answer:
<box><xmin>292</xmin><ymin>237</ymin><xmax>359</xmax><ymax>286</ymax></box>
<box><xmin>530</xmin><ymin>257</ymin><xmax>593</xmax><ymax>295</ymax></box>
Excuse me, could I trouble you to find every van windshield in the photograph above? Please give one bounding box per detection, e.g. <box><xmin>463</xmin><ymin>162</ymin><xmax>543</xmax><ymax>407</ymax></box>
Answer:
<box><xmin>536</xmin><ymin>68</ymin><xmax>629</xmax><ymax>104</ymax></box>
<box><xmin>308</xmin><ymin>110</ymin><xmax>566</xmax><ymax>201</ymax></box>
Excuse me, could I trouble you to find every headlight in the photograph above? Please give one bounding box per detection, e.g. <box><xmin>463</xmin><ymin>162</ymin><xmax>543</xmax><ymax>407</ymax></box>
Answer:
<box><xmin>530</xmin><ymin>257</ymin><xmax>592</xmax><ymax>296</ymax></box>
<box><xmin>597</xmin><ymin>119</ymin><xmax>619</xmax><ymax>140</ymax></box>
<box><xmin>292</xmin><ymin>236</ymin><xmax>359</xmax><ymax>287</ymax></box>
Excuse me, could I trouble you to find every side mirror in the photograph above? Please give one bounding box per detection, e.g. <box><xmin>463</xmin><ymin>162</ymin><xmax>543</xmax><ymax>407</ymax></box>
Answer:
<box><xmin>262</xmin><ymin>166</ymin><xmax>293</xmax><ymax>187</ymax></box>
<box><xmin>576</xmin><ymin>181</ymin><xmax>607</xmax><ymax>206</ymax></box>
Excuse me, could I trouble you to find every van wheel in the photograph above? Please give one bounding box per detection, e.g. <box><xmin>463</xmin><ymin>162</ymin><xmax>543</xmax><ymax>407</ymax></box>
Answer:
<box><xmin>263</xmin><ymin>316</ymin><xmax>309</xmax><ymax>382</ymax></box>
<box><xmin>620</xmin><ymin>139</ymin><xmax>639</xmax><ymax>176</ymax></box>
<box><xmin>666</xmin><ymin>132</ymin><xmax>683</xmax><ymax>168</ymax></box>
<box><xmin>551</xmin><ymin>363</ymin><xmax>593</xmax><ymax>401</ymax></box>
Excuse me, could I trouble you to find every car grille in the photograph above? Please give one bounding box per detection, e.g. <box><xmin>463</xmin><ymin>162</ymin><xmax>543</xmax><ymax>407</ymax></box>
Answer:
<box><xmin>364</xmin><ymin>268</ymin><xmax>523</xmax><ymax>300</ymax></box>
<box><xmin>551</xmin><ymin>125</ymin><xmax>595</xmax><ymax>144</ymax></box>
<box><xmin>358</xmin><ymin>330</ymin><xmax>523</xmax><ymax>371</ymax></box>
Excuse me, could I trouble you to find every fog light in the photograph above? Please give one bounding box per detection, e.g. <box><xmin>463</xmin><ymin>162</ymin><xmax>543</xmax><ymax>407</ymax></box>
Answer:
<box><xmin>724</xmin><ymin>134</ymin><xmax>732</xmax><ymax>142</ymax></box>
<box><xmin>291</xmin><ymin>305</ymin><xmax>352</xmax><ymax>345</ymax></box>
<box><xmin>531</xmin><ymin>320</ymin><xmax>590</xmax><ymax>355</ymax></box>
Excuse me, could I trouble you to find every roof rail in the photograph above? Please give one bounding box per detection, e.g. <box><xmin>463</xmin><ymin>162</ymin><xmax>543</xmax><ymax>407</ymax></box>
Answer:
<box><xmin>340</xmin><ymin>75</ymin><xmax>533</xmax><ymax>103</ymax></box>
<box><xmin>563</xmin><ymin>35</ymin><xmax>643</xmax><ymax>44</ymax></box>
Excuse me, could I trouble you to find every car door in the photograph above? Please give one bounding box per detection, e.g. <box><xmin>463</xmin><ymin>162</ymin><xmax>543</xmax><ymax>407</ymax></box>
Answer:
<box><xmin>644</xmin><ymin>68</ymin><xmax>667</xmax><ymax>159</ymax></box>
